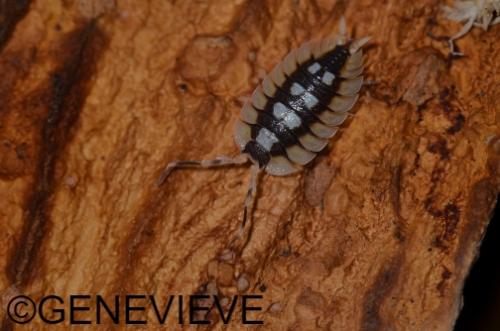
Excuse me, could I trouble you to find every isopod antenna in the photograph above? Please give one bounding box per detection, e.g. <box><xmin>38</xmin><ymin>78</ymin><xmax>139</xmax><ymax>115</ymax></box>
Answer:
<box><xmin>156</xmin><ymin>153</ymin><xmax>261</xmax><ymax>230</ymax></box>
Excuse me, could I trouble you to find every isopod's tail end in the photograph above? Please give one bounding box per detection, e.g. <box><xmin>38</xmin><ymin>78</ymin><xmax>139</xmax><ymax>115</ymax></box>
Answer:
<box><xmin>349</xmin><ymin>36</ymin><xmax>371</xmax><ymax>54</ymax></box>
<box><xmin>337</xmin><ymin>16</ymin><xmax>347</xmax><ymax>45</ymax></box>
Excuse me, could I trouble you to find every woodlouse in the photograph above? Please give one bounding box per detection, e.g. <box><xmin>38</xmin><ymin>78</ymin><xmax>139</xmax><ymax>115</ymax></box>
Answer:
<box><xmin>157</xmin><ymin>20</ymin><xmax>370</xmax><ymax>228</ymax></box>
<box><xmin>442</xmin><ymin>0</ymin><xmax>500</xmax><ymax>55</ymax></box>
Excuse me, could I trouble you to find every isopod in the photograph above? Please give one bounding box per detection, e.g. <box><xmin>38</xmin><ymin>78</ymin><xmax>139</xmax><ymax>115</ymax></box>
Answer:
<box><xmin>157</xmin><ymin>19</ymin><xmax>370</xmax><ymax>228</ymax></box>
<box><xmin>442</xmin><ymin>0</ymin><xmax>500</xmax><ymax>55</ymax></box>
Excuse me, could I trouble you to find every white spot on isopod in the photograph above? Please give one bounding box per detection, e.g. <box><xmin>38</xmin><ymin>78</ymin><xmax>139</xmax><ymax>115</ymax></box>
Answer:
<box><xmin>308</xmin><ymin>62</ymin><xmax>321</xmax><ymax>74</ymax></box>
<box><xmin>321</xmin><ymin>71</ymin><xmax>335</xmax><ymax>85</ymax></box>
<box><xmin>256</xmin><ymin>127</ymin><xmax>279</xmax><ymax>151</ymax></box>
<box><xmin>290</xmin><ymin>82</ymin><xmax>305</xmax><ymax>95</ymax></box>
<box><xmin>273</xmin><ymin>102</ymin><xmax>302</xmax><ymax>129</ymax></box>
<box><xmin>273</xmin><ymin>102</ymin><xmax>288</xmax><ymax>118</ymax></box>
<box><xmin>301</xmin><ymin>92</ymin><xmax>319</xmax><ymax>109</ymax></box>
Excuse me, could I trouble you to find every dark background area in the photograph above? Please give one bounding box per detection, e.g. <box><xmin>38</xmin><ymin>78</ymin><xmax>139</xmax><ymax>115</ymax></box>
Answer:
<box><xmin>455</xmin><ymin>200</ymin><xmax>500</xmax><ymax>331</ymax></box>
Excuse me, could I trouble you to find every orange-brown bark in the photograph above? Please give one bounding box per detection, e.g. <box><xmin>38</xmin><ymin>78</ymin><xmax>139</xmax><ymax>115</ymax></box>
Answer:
<box><xmin>0</xmin><ymin>0</ymin><xmax>498</xmax><ymax>330</ymax></box>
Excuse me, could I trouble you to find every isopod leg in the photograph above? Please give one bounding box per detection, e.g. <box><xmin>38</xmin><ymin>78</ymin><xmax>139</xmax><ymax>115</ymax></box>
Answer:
<box><xmin>156</xmin><ymin>154</ymin><xmax>249</xmax><ymax>186</ymax></box>
<box><xmin>448</xmin><ymin>16</ymin><xmax>475</xmax><ymax>56</ymax></box>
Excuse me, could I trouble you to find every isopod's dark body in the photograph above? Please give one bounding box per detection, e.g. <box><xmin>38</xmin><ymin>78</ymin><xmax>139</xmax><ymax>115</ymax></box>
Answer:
<box><xmin>234</xmin><ymin>35</ymin><xmax>369</xmax><ymax>175</ymax></box>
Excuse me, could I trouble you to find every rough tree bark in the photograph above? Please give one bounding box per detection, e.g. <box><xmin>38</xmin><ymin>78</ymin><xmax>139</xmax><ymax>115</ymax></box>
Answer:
<box><xmin>0</xmin><ymin>0</ymin><xmax>498</xmax><ymax>330</ymax></box>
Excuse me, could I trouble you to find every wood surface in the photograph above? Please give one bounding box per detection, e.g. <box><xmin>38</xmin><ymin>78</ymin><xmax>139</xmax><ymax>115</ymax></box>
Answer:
<box><xmin>0</xmin><ymin>0</ymin><xmax>498</xmax><ymax>330</ymax></box>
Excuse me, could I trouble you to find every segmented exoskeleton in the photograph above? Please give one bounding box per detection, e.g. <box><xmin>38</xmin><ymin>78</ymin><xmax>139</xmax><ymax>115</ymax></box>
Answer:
<box><xmin>157</xmin><ymin>20</ymin><xmax>369</xmax><ymax>230</ymax></box>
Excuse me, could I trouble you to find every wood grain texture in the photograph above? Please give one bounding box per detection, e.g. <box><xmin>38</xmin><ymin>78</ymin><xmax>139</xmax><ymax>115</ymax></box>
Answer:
<box><xmin>0</xmin><ymin>0</ymin><xmax>498</xmax><ymax>330</ymax></box>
